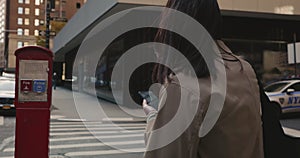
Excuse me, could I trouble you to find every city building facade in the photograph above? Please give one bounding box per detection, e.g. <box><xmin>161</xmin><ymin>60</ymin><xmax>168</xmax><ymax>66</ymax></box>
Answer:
<box><xmin>0</xmin><ymin>0</ymin><xmax>85</xmax><ymax>71</ymax></box>
<box><xmin>0</xmin><ymin>0</ymin><xmax>6</xmax><ymax>69</ymax></box>
<box><xmin>51</xmin><ymin>0</ymin><xmax>300</xmax><ymax>102</ymax></box>
<box><xmin>54</xmin><ymin>0</ymin><xmax>300</xmax><ymax>80</ymax></box>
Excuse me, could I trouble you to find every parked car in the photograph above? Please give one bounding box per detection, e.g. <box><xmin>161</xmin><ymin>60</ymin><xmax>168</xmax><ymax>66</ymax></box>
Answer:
<box><xmin>264</xmin><ymin>80</ymin><xmax>300</xmax><ymax>113</ymax></box>
<box><xmin>2</xmin><ymin>72</ymin><xmax>15</xmax><ymax>78</ymax></box>
<box><xmin>0</xmin><ymin>78</ymin><xmax>15</xmax><ymax>115</ymax></box>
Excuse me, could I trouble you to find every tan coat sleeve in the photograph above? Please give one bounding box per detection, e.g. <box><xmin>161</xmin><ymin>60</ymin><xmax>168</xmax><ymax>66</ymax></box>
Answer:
<box><xmin>144</xmin><ymin>83</ymin><xmax>204</xmax><ymax>158</ymax></box>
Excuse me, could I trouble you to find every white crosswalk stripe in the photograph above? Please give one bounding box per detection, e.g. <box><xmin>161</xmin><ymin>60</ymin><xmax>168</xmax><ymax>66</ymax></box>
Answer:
<box><xmin>50</xmin><ymin>126</ymin><xmax>145</xmax><ymax>131</ymax></box>
<box><xmin>65</xmin><ymin>148</ymin><xmax>145</xmax><ymax>157</ymax></box>
<box><xmin>50</xmin><ymin>133</ymin><xmax>144</xmax><ymax>142</ymax></box>
<box><xmin>1</xmin><ymin>120</ymin><xmax>146</xmax><ymax>157</ymax></box>
<box><xmin>0</xmin><ymin>116</ymin><xmax>3</xmax><ymax>126</ymax></box>
<box><xmin>50</xmin><ymin>123</ymin><xmax>145</xmax><ymax>128</ymax></box>
<box><xmin>50</xmin><ymin>129</ymin><xmax>145</xmax><ymax>136</ymax></box>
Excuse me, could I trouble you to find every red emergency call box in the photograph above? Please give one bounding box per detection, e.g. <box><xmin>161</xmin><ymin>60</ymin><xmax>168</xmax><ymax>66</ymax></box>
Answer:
<box><xmin>14</xmin><ymin>46</ymin><xmax>53</xmax><ymax>158</ymax></box>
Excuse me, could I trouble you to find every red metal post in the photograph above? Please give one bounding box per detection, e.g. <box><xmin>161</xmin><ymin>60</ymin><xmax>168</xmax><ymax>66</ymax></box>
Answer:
<box><xmin>14</xmin><ymin>46</ymin><xmax>53</xmax><ymax>158</ymax></box>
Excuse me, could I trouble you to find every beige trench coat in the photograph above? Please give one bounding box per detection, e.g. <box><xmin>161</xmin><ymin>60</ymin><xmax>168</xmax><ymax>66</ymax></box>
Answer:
<box><xmin>144</xmin><ymin>41</ymin><xmax>264</xmax><ymax>158</ymax></box>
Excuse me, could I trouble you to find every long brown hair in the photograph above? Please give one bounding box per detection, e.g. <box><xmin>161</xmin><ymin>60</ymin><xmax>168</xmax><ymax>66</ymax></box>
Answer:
<box><xmin>152</xmin><ymin>0</ymin><xmax>223</xmax><ymax>83</ymax></box>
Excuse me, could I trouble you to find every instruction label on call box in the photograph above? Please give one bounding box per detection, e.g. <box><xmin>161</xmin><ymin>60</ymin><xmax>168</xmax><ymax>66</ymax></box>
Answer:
<box><xmin>19</xmin><ymin>60</ymin><xmax>48</xmax><ymax>102</ymax></box>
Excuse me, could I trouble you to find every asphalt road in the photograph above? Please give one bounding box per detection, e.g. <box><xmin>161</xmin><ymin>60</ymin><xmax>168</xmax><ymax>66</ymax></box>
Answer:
<box><xmin>0</xmin><ymin>87</ymin><xmax>146</xmax><ymax>158</ymax></box>
<box><xmin>0</xmin><ymin>115</ymin><xmax>146</xmax><ymax>158</ymax></box>
<box><xmin>1</xmin><ymin>115</ymin><xmax>300</xmax><ymax>158</ymax></box>
<box><xmin>1</xmin><ymin>87</ymin><xmax>300</xmax><ymax>157</ymax></box>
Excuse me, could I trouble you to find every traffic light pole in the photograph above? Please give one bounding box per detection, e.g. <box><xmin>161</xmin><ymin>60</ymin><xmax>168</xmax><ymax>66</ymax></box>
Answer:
<box><xmin>45</xmin><ymin>1</ymin><xmax>51</xmax><ymax>49</ymax></box>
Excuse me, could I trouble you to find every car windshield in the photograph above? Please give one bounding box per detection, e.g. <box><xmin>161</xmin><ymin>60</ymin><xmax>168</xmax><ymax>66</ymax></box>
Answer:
<box><xmin>264</xmin><ymin>82</ymin><xmax>289</xmax><ymax>92</ymax></box>
<box><xmin>0</xmin><ymin>81</ymin><xmax>15</xmax><ymax>91</ymax></box>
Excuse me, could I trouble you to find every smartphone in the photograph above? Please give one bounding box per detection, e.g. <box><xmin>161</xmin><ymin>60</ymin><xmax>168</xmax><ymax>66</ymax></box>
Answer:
<box><xmin>138</xmin><ymin>91</ymin><xmax>159</xmax><ymax>110</ymax></box>
<box><xmin>138</xmin><ymin>91</ymin><xmax>152</xmax><ymax>103</ymax></box>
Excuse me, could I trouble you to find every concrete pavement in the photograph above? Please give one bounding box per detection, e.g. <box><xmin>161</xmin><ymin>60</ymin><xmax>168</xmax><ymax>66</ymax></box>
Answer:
<box><xmin>51</xmin><ymin>87</ymin><xmax>146</xmax><ymax>122</ymax></box>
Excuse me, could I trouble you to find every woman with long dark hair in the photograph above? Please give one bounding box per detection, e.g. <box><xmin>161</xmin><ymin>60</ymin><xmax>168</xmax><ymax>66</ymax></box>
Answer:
<box><xmin>142</xmin><ymin>0</ymin><xmax>264</xmax><ymax>157</ymax></box>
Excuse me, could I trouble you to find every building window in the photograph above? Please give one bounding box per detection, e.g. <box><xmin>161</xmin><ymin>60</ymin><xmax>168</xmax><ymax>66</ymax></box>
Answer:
<box><xmin>24</xmin><ymin>29</ymin><xmax>29</xmax><ymax>35</ymax></box>
<box><xmin>17</xmin><ymin>28</ymin><xmax>23</xmax><ymax>35</ymax></box>
<box><xmin>40</xmin><ymin>20</ymin><xmax>44</xmax><ymax>25</ymax></box>
<box><xmin>34</xmin><ymin>19</ymin><xmax>39</xmax><ymax>26</ymax></box>
<box><xmin>53</xmin><ymin>12</ymin><xmax>59</xmax><ymax>17</ymax></box>
<box><xmin>35</xmin><ymin>0</ymin><xmax>40</xmax><ymax>5</ymax></box>
<box><xmin>17</xmin><ymin>42</ymin><xmax>23</xmax><ymax>48</ymax></box>
<box><xmin>17</xmin><ymin>18</ymin><xmax>23</xmax><ymax>25</ymax></box>
<box><xmin>35</xmin><ymin>8</ymin><xmax>40</xmax><ymax>16</ymax></box>
<box><xmin>18</xmin><ymin>0</ymin><xmax>23</xmax><ymax>4</ymax></box>
<box><xmin>24</xmin><ymin>42</ymin><xmax>29</xmax><ymax>46</ymax></box>
<box><xmin>34</xmin><ymin>30</ymin><xmax>39</xmax><ymax>36</ymax></box>
<box><xmin>18</xmin><ymin>7</ymin><xmax>23</xmax><ymax>14</ymax></box>
<box><xmin>25</xmin><ymin>8</ymin><xmax>30</xmax><ymax>15</ymax></box>
<box><xmin>76</xmin><ymin>3</ymin><xmax>81</xmax><ymax>9</ymax></box>
<box><xmin>24</xmin><ymin>18</ymin><xmax>29</xmax><ymax>25</ymax></box>
<box><xmin>62</xmin><ymin>11</ymin><xmax>66</xmax><ymax>18</ymax></box>
<box><xmin>25</xmin><ymin>0</ymin><xmax>30</xmax><ymax>4</ymax></box>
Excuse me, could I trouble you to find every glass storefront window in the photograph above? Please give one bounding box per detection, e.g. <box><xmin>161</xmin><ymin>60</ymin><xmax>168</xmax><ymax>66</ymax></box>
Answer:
<box><xmin>225</xmin><ymin>40</ymin><xmax>292</xmax><ymax>84</ymax></box>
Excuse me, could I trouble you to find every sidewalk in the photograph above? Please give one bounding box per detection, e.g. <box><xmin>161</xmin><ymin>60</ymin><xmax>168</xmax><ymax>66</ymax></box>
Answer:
<box><xmin>51</xmin><ymin>87</ymin><xmax>146</xmax><ymax>122</ymax></box>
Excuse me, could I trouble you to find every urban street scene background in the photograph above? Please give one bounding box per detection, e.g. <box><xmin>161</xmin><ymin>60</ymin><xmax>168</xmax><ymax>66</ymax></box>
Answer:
<box><xmin>1</xmin><ymin>0</ymin><xmax>300</xmax><ymax>157</ymax></box>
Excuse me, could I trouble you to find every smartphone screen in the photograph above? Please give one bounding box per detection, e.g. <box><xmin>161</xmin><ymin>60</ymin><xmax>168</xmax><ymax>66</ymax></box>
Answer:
<box><xmin>138</xmin><ymin>91</ymin><xmax>159</xmax><ymax>110</ymax></box>
<box><xmin>138</xmin><ymin>91</ymin><xmax>152</xmax><ymax>103</ymax></box>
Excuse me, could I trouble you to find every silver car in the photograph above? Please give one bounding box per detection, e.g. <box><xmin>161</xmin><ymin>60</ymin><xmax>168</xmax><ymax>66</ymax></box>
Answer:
<box><xmin>0</xmin><ymin>78</ymin><xmax>15</xmax><ymax>112</ymax></box>
<box><xmin>264</xmin><ymin>80</ymin><xmax>300</xmax><ymax>113</ymax></box>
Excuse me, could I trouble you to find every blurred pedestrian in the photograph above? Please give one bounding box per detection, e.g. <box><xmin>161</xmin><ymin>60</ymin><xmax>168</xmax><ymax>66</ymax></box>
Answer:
<box><xmin>142</xmin><ymin>0</ymin><xmax>264</xmax><ymax>157</ymax></box>
<box><xmin>53</xmin><ymin>72</ymin><xmax>58</xmax><ymax>90</ymax></box>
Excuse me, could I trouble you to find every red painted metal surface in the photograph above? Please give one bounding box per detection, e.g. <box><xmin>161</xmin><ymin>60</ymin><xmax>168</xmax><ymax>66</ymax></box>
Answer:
<box><xmin>14</xmin><ymin>46</ymin><xmax>53</xmax><ymax>158</ymax></box>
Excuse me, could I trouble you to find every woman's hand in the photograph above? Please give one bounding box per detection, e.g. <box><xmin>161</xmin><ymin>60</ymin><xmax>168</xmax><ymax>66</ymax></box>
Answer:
<box><xmin>142</xmin><ymin>99</ymin><xmax>157</xmax><ymax>115</ymax></box>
